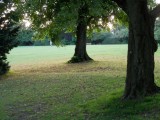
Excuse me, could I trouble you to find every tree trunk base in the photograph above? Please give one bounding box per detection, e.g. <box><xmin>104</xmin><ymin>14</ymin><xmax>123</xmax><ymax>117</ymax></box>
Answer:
<box><xmin>123</xmin><ymin>84</ymin><xmax>160</xmax><ymax>100</ymax></box>
<box><xmin>68</xmin><ymin>55</ymin><xmax>93</xmax><ymax>63</ymax></box>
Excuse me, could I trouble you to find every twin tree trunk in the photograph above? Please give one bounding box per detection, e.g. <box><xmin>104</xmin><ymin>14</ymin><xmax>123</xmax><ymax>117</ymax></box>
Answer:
<box><xmin>124</xmin><ymin>0</ymin><xmax>159</xmax><ymax>99</ymax></box>
<box><xmin>69</xmin><ymin>3</ymin><xmax>92</xmax><ymax>63</ymax></box>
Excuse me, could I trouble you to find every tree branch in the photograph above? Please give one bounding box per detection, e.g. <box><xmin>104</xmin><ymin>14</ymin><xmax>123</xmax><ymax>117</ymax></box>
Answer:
<box><xmin>150</xmin><ymin>4</ymin><xmax>160</xmax><ymax>18</ymax></box>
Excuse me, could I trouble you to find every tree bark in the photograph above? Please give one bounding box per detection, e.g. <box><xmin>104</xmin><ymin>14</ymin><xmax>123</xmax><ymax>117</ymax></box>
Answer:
<box><xmin>69</xmin><ymin>3</ymin><xmax>92</xmax><ymax>63</ymax></box>
<box><xmin>72</xmin><ymin>20</ymin><xmax>92</xmax><ymax>62</ymax></box>
<box><xmin>123</xmin><ymin>0</ymin><xmax>160</xmax><ymax>99</ymax></box>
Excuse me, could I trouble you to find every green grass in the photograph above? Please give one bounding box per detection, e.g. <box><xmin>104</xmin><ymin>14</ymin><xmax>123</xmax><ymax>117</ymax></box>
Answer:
<box><xmin>7</xmin><ymin>45</ymin><xmax>127</xmax><ymax>64</ymax></box>
<box><xmin>0</xmin><ymin>45</ymin><xmax>160</xmax><ymax>120</ymax></box>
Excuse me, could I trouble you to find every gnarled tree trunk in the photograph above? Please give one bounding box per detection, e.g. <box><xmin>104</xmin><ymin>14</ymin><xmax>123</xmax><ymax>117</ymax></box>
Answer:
<box><xmin>123</xmin><ymin>0</ymin><xmax>159</xmax><ymax>99</ymax></box>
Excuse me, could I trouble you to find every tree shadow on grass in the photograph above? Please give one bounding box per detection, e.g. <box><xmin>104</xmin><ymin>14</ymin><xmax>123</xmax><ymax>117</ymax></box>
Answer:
<box><xmin>80</xmin><ymin>91</ymin><xmax>160</xmax><ymax>120</ymax></box>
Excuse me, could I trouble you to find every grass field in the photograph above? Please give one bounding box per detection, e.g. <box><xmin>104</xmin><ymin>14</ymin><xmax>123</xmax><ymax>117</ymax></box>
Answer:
<box><xmin>1</xmin><ymin>45</ymin><xmax>160</xmax><ymax>120</ymax></box>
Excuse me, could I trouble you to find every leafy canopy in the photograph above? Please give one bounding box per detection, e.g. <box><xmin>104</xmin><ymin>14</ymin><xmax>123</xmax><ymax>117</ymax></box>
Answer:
<box><xmin>15</xmin><ymin>0</ymin><xmax>127</xmax><ymax>45</ymax></box>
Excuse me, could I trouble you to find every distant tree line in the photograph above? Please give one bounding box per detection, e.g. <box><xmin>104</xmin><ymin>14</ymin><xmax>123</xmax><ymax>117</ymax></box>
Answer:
<box><xmin>16</xmin><ymin>29</ymin><xmax>77</xmax><ymax>46</ymax></box>
<box><xmin>91</xmin><ymin>27</ymin><xmax>128</xmax><ymax>45</ymax></box>
<box><xmin>16</xmin><ymin>26</ymin><xmax>129</xmax><ymax>46</ymax></box>
<box><xmin>16</xmin><ymin>29</ymin><xmax>50</xmax><ymax>46</ymax></box>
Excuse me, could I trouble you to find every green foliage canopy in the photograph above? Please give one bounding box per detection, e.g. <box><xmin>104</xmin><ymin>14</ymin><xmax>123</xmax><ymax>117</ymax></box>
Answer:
<box><xmin>15</xmin><ymin>0</ymin><xmax>127</xmax><ymax>45</ymax></box>
<box><xmin>0</xmin><ymin>0</ymin><xmax>19</xmax><ymax>75</ymax></box>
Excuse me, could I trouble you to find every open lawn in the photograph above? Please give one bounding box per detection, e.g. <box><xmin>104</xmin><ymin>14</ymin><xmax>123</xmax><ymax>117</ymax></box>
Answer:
<box><xmin>1</xmin><ymin>45</ymin><xmax>160</xmax><ymax>120</ymax></box>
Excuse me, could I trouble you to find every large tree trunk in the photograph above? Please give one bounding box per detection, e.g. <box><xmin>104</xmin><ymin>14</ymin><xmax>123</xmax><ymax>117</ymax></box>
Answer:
<box><xmin>124</xmin><ymin>0</ymin><xmax>159</xmax><ymax>99</ymax></box>
<box><xmin>69</xmin><ymin>3</ymin><xmax>92</xmax><ymax>63</ymax></box>
<box><xmin>73</xmin><ymin>21</ymin><xmax>92</xmax><ymax>62</ymax></box>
